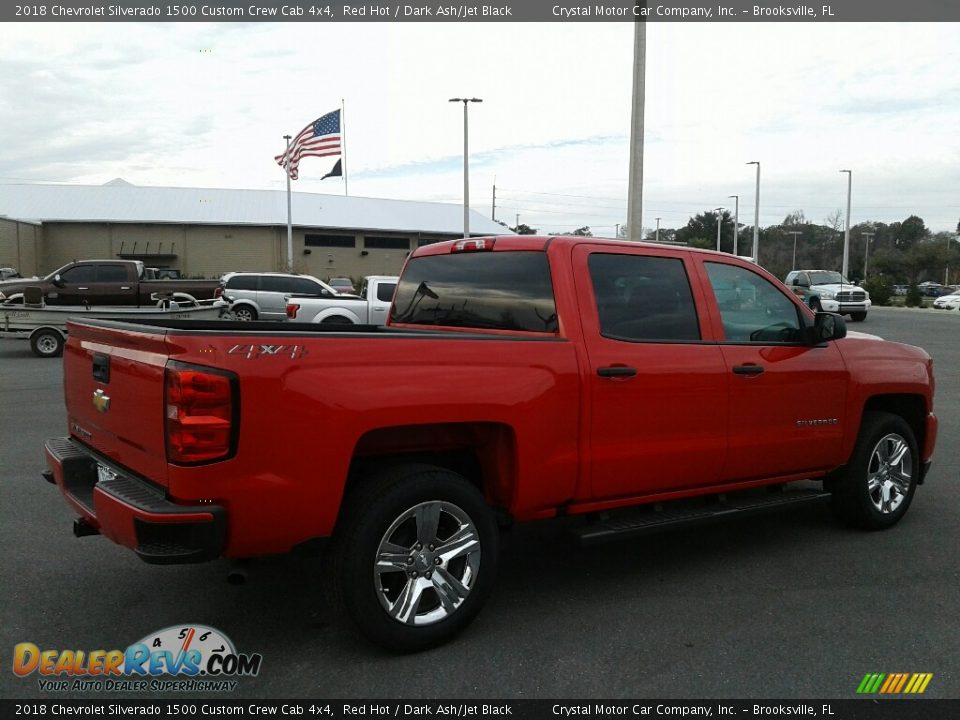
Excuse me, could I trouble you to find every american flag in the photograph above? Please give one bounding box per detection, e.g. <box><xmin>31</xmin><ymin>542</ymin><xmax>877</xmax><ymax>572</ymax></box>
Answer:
<box><xmin>275</xmin><ymin>110</ymin><xmax>341</xmax><ymax>180</ymax></box>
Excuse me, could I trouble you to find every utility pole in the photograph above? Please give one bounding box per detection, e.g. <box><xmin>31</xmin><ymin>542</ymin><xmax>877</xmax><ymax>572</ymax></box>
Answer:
<box><xmin>449</xmin><ymin>97</ymin><xmax>483</xmax><ymax>239</ymax></box>
<box><xmin>627</xmin><ymin>22</ymin><xmax>646</xmax><ymax>242</ymax></box>
<box><xmin>728</xmin><ymin>195</ymin><xmax>739</xmax><ymax>256</ymax></box>
<box><xmin>747</xmin><ymin>161</ymin><xmax>760</xmax><ymax>263</ymax></box>
<box><xmin>492</xmin><ymin>179</ymin><xmax>496</xmax><ymax>221</ymax></box>
<box><xmin>714</xmin><ymin>208</ymin><xmax>724</xmax><ymax>251</ymax></box>
<box><xmin>841</xmin><ymin>169</ymin><xmax>852</xmax><ymax>278</ymax></box>
<box><xmin>862</xmin><ymin>232</ymin><xmax>874</xmax><ymax>279</ymax></box>
<box><xmin>788</xmin><ymin>231</ymin><xmax>802</xmax><ymax>270</ymax></box>
<box><xmin>655</xmin><ymin>217</ymin><xmax>661</xmax><ymax>243</ymax></box>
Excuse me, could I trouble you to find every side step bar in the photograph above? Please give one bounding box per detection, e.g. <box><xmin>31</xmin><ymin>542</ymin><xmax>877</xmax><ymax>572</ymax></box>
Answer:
<box><xmin>573</xmin><ymin>488</ymin><xmax>831</xmax><ymax>545</ymax></box>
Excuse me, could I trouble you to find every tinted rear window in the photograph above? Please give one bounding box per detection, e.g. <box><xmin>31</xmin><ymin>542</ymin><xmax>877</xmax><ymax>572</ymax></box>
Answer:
<box><xmin>391</xmin><ymin>251</ymin><xmax>557</xmax><ymax>333</ymax></box>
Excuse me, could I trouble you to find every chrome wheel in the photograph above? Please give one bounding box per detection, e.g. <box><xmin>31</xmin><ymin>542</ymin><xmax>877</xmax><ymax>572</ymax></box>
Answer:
<box><xmin>374</xmin><ymin>501</ymin><xmax>481</xmax><ymax>626</ymax></box>
<box><xmin>866</xmin><ymin>433</ymin><xmax>913</xmax><ymax>514</ymax></box>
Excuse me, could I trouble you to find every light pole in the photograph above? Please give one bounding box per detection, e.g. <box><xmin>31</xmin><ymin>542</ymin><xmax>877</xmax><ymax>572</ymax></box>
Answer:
<box><xmin>728</xmin><ymin>195</ymin><xmax>739</xmax><ymax>256</ymax></box>
<box><xmin>714</xmin><ymin>208</ymin><xmax>724</xmax><ymax>251</ymax></box>
<box><xmin>787</xmin><ymin>231</ymin><xmax>802</xmax><ymax>270</ymax></box>
<box><xmin>449</xmin><ymin>97</ymin><xmax>483</xmax><ymax>239</ymax></box>
<box><xmin>840</xmin><ymin>169</ymin><xmax>852</xmax><ymax>278</ymax></box>
<box><xmin>747</xmin><ymin>161</ymin><xmax>760</xmax><ymax>263</ymax></box>
<box><xmin>862</xmin><ymin>232</ymin><xmax>874</xmax><ymax>279</ymax></box>
<box><xmin>655</xmin><ymin>217</ymin><xmax>661</xmax><ymax>243</ymax></box>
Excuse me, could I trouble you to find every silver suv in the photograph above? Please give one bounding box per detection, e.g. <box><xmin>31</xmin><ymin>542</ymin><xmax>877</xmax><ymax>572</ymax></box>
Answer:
<box><xmin>220</xmin><ymin>272</ymin><xmax>340</xmax><ymax>321</ymax></box>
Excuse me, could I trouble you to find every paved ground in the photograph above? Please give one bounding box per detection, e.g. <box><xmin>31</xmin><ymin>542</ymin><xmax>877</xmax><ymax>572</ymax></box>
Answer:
<box><xmin>1</xmin><ymin>306</ymin><xmax>957</xmax><ymax>700</ymax></box>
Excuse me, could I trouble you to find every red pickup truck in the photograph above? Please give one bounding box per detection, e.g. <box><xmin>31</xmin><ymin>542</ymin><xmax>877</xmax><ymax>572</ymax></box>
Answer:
<box><xmin>44</xmin><ymin>236</ymin><xmax>937</xmax><ymax>651</ymax></box>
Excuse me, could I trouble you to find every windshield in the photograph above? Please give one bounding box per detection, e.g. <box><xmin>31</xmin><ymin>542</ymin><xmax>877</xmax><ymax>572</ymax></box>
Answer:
<box><xmin>809</xmin><ymin>271</ymin><xmax>851</xmax><ymax>286</ymax></box>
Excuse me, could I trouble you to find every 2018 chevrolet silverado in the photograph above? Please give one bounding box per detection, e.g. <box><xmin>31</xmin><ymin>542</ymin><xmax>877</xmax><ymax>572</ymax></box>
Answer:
<box><xmin>43</xmin><ymin>236</ymin><xmax>937</xmax><ymax>652</ymax></box>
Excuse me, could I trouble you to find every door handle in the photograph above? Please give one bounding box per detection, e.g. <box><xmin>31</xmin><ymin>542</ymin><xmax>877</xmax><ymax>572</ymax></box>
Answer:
<box><xmin>78</xmin><ymin>287</ymin><xmax>89</xmax><ymax>290</ymax></box>
<box><xmin>732</xmin><ymin>364</ymin><xmax>764</xmax><ymax>376</ymax></box>
<box><xmin>597</xmin><ymin>366</ymin><xmax>637</xmax><ymax>378</ymax></box>
<box><xmin>120</xmin><ymin>286</ymin><xmax>131</xmax><ymax>290</ymax></box>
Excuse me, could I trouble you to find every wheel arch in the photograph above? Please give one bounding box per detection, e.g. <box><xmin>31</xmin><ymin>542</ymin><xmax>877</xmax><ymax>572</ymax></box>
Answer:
<box><xmin>314</xmin><ymin>307</ymin><xmax>361</xmax><ymax>324</ymax></box>
<box><xmin>344</xmin><ymin>422</ymin><xmax>518</xmax><ymax>519</ymax></box>
<box><xmin>861</xmin><ymin>394</ymin><xmax>927</xmax><ymax>479</ymax></box>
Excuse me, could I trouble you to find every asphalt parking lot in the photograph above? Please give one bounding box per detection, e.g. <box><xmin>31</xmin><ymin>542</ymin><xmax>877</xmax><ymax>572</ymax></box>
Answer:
<box><xmin>1</xmin><ymin>306</ymin><xmax>957</xmax><ymax>700</ymax></box>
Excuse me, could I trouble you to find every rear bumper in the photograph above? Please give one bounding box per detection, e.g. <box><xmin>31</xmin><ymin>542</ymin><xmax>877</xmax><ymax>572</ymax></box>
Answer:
<box><xmin>44</xmin><ymin>437</ymin><xmax>226</xmax><ymax>564</ymax></box>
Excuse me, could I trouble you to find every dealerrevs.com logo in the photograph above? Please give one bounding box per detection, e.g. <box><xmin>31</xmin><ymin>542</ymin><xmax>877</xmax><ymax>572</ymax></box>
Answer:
<box><xmin>13</xmin><ymin>625</ymin><xmax>262</xmax><ymax>693</ymax></box>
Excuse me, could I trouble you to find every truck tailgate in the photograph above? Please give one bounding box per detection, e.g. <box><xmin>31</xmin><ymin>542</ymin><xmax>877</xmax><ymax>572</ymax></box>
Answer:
<box><xmin>62</xmin><ymin>321</ymin><xmax>171</xmax><ymax>487</ymax></box>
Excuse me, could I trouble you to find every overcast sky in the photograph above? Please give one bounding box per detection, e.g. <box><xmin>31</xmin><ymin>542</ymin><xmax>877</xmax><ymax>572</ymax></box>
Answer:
<box><xmin>2</xmin><ymin>22</ymin><xmax>958</xmax><ymax>234</ymax></box>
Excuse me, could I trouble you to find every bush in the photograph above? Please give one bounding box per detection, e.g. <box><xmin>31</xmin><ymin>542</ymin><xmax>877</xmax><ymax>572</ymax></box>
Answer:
<box><xmin>862</xmin><ymin>277</ymin><xmax>892</xmax><ymax>306</ymax></box>
<box><xmin>904</xmin><ymin>284</ymin><xmax>923</xmax><ymax>307</ymax></box>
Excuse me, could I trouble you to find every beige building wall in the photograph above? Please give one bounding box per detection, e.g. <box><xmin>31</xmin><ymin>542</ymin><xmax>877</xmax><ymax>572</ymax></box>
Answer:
<box><xmin>24</xmin><ymin>221</ymin><xmax>458</xmax><ymax>281</ymax></box>
<box><xmin>0</xmin><ymin>218</ymin><xmax>42</xmax><ymax>276</ymax></box>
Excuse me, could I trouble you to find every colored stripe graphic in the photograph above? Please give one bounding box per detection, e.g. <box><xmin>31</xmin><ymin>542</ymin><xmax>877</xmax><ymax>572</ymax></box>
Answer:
<box><xmin>858</xmin><ymin>673</ymin><xmax>933</xmax><ymax>694</ymax></box>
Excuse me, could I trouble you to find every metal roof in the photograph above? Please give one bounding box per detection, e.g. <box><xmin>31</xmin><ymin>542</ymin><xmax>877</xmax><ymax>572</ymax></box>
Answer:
<box><xmin>0</xmin><ymin>182</ymin><xmax>510</xmax><ymax>236</ymax></box>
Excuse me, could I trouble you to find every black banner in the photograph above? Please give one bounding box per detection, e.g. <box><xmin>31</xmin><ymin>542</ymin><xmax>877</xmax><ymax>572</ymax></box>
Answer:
<box><xmin>3</xmin><ymin>0</ymin><xmax>960</xmax><ymax>23</ymax></box>
<box><xmin>2</xmin><ymin>700</ymin><xmax>960</xmax><ymax>720</ymax></box>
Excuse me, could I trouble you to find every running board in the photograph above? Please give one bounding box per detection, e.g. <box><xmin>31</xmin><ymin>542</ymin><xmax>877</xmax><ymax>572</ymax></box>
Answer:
<box><xmin>573</xmin><ymin>488</ymin><xmax>831</xmax><ymax>545</ymax></box>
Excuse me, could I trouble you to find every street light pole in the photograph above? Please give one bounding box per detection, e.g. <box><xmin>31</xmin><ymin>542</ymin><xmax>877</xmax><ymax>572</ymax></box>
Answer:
<box><xmin>840</xmin><ymin>169</ymin><xmax>852</xmax><ymax>278</ymax></box>
<box><xmin>655</xmin><ymin>217</ymin><xmax>661</xmax><ymax>243</ymax></box>
<box><xmin>787</xmin><ymin>231</ymin><xmax>802</xmax><ymax>270</ymax></box>
<box><xmin>450</xmin><ymin>97</ymin><xmax>483</xmax><ymax>239</ymax></box>
<box><xmin>714</xmin><ymin>208</ymin><xmax>724</xmax><ymax>251</ymax></box>
<box><xmin>862</xmin><ymin>232</ymin><xmax>874</xmax><ymax>279</ymax></box>
<box><xmin>747</xmin><ymin>162</ymin><xmax>760</xmax><ymax>263</ymax></box>
<box><xmin>728</xmin><ymin>195</ymin><xmax>739</xmax><ymax>256</ymax></box>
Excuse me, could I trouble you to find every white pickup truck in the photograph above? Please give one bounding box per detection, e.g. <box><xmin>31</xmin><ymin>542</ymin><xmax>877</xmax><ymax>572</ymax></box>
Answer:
<box><xmin>285</xmin><ymin>275</ymin><xmax>398</xmax><ymax>325</ymax></box>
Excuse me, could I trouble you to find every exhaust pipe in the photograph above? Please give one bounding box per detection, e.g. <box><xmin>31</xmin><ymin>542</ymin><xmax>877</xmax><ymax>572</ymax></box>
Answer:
<box><xmin>73</xmin><ymin>518</ymin><xmax>100</xmax><ymax>537</ymax></box>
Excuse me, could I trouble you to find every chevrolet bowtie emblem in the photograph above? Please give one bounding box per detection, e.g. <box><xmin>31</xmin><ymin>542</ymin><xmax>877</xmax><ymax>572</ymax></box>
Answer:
<box><xmin>93</xmin><ymin>389</ymin><xmax>111</xmax><ymax>413</ymax></box>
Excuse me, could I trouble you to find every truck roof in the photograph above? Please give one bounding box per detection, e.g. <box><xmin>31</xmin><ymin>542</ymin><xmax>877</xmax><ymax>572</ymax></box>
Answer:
<box><xmin>410</xmin><ymin>235</ymin><xmax>740</xmax><ymax>258</ymax></box>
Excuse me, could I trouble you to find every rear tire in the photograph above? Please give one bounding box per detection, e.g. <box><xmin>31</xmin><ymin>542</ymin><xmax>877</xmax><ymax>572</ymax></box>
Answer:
<box><xmin>327</xmin><ymin>464</ymin><xmax>499</xmax><ymax>652</ymax></box>
<box><xmin>831</xmin><ymin>412</ymin><xmax>918</xmax><ymax>530</ymax></box>
<box><xmin>232</xmin><ymin>305</ymin><xmax>257</xmax><ymax>321</ymax></box>
<box><xmin>30</xmin><ymin>329</ymin><xmax>64</xmax><ymax>358</ymax></box>
<box><xmin>321</xmin><ymin>315</ymin><xmax>353</xmax><ymax>325</ymax></box>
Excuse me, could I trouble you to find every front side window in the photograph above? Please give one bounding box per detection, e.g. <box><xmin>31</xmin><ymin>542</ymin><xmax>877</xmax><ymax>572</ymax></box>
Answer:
<box><xmin>705</xmin><ymin>262</ymin><xmax>804</xmax><ymax>343</ymax></box>
<box><xmin>376</xmin><ymin>282</ymin><xmax>397</xmax><ymax>302</ymax></box>
<box><xmin>60</xmin><ymin>266</ymin><xmax>97</xmax><ymax>283</ymax></box>
<box><xmin>588</xmin><ymin>253</ymin><xmax>700</xmax><ymax>342</ymax></box>
<box><xmin>391</xmin><ymin>251</ymin><xmax>557</xmax><ymax>333</ymax></box>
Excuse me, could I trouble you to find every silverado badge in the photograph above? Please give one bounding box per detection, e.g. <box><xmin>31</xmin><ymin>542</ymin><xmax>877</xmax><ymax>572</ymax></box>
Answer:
<box><xmin>92</xmin><ymin>389</ymin><xmax>111</xmax><ymax>414</ymax></box>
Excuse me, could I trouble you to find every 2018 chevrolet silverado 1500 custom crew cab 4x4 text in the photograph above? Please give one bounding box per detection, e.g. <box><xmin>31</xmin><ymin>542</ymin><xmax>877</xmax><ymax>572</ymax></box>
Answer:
<box><xmin>43</xmin><ymin>236</ymin><xmax>937</xmax><ymax>651</ymax></box>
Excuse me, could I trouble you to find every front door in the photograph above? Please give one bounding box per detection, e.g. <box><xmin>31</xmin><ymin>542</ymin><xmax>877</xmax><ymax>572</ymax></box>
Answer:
<box><xmin>699</xmin><ymin>260</ymin><xmax>848</xmax><ymax>481</ymax></box>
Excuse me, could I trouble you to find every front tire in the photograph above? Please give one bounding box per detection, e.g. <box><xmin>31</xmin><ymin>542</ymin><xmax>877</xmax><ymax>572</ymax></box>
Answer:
<box><xmin>831</xmin><ymin>412</ymin><xmax>918</xmax><ymax>530</ymax></box>
<box><xmin>849</xmin><ymin>312</ymin><xmax>867</xmax><ymax>322</ymax></box>
<box><xmin>328</xmin><ymin>464</ymin><xmax>499</xmax><ymax>652</ymax></box>
<box><xmin>810</xmin><ymin>298</ymin><xmax>823</xmax><ymax>312</ymax></box>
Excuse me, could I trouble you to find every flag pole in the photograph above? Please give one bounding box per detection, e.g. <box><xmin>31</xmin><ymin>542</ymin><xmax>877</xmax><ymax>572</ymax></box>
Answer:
<box><xmin>283</xmin><ymin>134</ymin><xmax>293</xmax><ymax>272</ymax></box>
<box><xmin>341</xmin><ymin>98</ymin><xmax>349</xmax><ymax>197</ymax></box>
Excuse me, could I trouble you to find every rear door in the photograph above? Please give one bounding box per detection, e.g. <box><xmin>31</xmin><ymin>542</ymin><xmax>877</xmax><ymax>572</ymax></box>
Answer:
<box><xmin>369</xmin><ymin>279</ymin><xmax>396</xmax><ymax>325</ymax></box>
<box><xmin>574</xmin><ymin>244</ymin><xmax>729</xmax><ymax>500</ymax></box>
<box><xmin>96</xmin><ymin>263</ymin><xmax>138</xmax><ymax>305</ymax></box>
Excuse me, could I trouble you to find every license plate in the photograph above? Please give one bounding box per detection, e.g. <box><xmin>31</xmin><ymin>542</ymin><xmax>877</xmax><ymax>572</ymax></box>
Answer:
<box><xmin>96</xmin><ymin>464</ymin><xmax>118</xmax><ymax>485</ymax></box>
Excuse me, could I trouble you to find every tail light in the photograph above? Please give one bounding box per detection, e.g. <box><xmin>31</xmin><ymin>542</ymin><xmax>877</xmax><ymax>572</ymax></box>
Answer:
<box><xmin>165</xmin><ymin>362</ymin><xmax>238</xmax><ymax>464</ymax></box>
<box><xmin>286</xmin><ymin>303</ymin><xmax>300</xmax><ymax>319</ymax></box>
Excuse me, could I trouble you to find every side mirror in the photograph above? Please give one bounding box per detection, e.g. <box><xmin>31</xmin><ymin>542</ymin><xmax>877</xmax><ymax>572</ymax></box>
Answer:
<box><xmin>812</xmin><ymin>312</ymin><xmax>846</xmax><ymax>343</ymax></box>
<box><xmin>52</xmin><ymin>274</ymin><xmax>65</xmax><ymax>287</ymax></box>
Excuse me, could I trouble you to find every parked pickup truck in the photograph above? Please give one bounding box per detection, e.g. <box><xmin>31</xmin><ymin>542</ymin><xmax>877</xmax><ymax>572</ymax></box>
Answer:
<box><xmin>0</xmin><ymin>259</ymin><xmax>219</xmax><ymax>306</ymax></box>
<box><xmin>286</xmin><ymin>275</ymin><xmax>398</xmax><ymax>325</ymax></box>
<box><xmin>43</xmin><ymin>236</ymin><xmax>937</xmax><ymax>652</ymax></box>
<box><xmin>784</xmin><ymin>269</ymin><xmax>871</xmax><ymax>321</ymax></box>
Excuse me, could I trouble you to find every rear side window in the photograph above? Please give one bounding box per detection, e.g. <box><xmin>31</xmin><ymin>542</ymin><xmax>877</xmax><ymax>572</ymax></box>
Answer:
<box><xmin>391</xmin><ymin>251</ymin><xmax>558</xmax><ymax>333</ymax></box>
<box><xmin>376</xmin><ymin>282</ymin><xmax>397</xmax><ymax>302</ymax></box>
<box><xmin>98</xmin><ymin>265</ymin><xmax>128</xmax><ymax>282</ymax></box>
<box><xmin>261</xmin><ymin>276</ymin><xmax>297</xmax><ymax>293</ymax></box>
<box><xmin>588</xmin><ymin>253</ymin><xmax>700</xmax><ymax>342</ymax></box>
<box><xmin>226</xmin><ymin>275</ymin><xmax>258</xmax><ymax>291</ymax></box>
<box><xmin>291</xmin><ymin>277</ymin><xmax>328</xmax><ymax>294</ymax></box>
